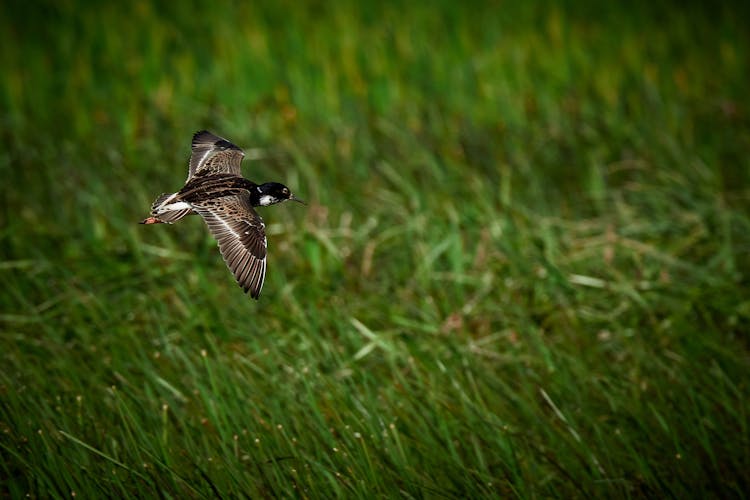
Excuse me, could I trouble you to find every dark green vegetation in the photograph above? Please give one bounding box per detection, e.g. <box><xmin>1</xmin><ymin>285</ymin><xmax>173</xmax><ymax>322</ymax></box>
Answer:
<box><xmin>2</xmin><ymin>1</ymin><xmax>749</xmax><ymax>497</ymax></box>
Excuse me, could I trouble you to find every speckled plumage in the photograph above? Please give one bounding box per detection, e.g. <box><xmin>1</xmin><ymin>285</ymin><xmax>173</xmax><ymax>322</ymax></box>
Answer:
<box><xmin>140</xmin><ymin>131</ymin><xmax>303</xmax><ymax>299</ymax></box>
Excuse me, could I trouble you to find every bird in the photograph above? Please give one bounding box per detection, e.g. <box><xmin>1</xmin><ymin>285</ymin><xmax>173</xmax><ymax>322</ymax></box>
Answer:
<box><xmin>140</xmin><ymin>130</ymin><xmax>304</xmax><ymax>299</ymax></box>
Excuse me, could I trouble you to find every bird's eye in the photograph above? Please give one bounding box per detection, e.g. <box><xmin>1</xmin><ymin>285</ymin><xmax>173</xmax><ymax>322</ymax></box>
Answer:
<box><xmin>282</xmin><ymin>188</ymin><xmax>289</xmax><ymax>194</ymax></box>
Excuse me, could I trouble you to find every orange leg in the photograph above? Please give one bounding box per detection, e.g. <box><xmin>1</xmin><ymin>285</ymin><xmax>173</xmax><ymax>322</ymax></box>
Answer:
<box><xmin>139</xmin><ymin>216</ymin><xmax>164</xmax><ymax>224</ymax></box>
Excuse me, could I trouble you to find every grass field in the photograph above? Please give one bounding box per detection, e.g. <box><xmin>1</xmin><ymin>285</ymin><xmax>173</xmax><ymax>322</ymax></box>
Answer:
<box><xmin>2</xmin><ymin>0</ymin><xmax>749</xmax><ymax>497</ymax></box>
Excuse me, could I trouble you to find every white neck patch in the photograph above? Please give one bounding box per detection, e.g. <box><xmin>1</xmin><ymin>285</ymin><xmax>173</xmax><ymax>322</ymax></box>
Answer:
<box><xmin>258</xmin><ymin>195</ymin><xmax>277</xmax><ymax>206</ymax></box>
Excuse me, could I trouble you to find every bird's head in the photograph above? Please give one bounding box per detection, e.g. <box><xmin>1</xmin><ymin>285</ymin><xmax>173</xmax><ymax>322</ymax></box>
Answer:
<box><xmin>257</xmin><ymin>182</ymin><xmax>305</xmax><ymax>207</ymax></box>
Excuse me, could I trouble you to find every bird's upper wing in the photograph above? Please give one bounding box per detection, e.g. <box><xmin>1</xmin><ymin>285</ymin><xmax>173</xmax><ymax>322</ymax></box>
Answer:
<box><xmin>191</xmin><ymin>194</ymin><xmax>268</xmax><ymax>299</ymax></box>
<box><xmin>188</xmin><ymin>130</ymin><xmax>245</xmax><ymax>180</ymax></box>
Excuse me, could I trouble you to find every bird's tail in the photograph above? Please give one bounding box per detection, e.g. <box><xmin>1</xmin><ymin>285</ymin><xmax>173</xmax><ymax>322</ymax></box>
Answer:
<box><xmin>141</xmin><ymin>192</ymin><xmax>193</xmax><ymax>224</ymax></box>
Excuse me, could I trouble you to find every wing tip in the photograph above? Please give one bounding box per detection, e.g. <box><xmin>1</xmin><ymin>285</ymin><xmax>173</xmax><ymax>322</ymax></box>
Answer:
<box><xmin>192</xmin><ymin>130</ymin><xmax>216</xmax><ymax>146</ymax></box>
<box><xmin>242</xmin><ymin>268</ymin><xmax>264</xmax><ymax>300</ymax></box>
<box><xmin>244</xmin><ymin>284</ymin><xmax>261</xmax><ymax>300</ymax></box>
<box><xmin>192</xmin><ymin>130</ymin><xmax>242</xmax><ymax>152</ymax></box>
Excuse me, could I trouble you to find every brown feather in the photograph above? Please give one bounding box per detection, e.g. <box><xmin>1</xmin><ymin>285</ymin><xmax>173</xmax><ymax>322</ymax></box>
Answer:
<box><xmin>188</xmin><ymin>131</ymin><xmax>245</xmax><ymax>180</ymax></box>
<box><xmin>192</xmin><ymin>194</ymin><xmax>268</xmax><ymax>299</ymax></box>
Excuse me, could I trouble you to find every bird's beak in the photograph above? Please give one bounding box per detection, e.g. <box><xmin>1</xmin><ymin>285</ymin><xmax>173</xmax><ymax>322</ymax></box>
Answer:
<box><xmin>290</xmin><ymin>195</ymin><xmax>306</xmax><ymax>205</ymax></box>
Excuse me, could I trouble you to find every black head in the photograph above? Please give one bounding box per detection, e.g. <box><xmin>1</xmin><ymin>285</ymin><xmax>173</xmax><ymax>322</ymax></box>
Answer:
<box><xmin>256</xmin><ymin>182</ymin><xmax>305</xmax><ymax>207</ymax></box>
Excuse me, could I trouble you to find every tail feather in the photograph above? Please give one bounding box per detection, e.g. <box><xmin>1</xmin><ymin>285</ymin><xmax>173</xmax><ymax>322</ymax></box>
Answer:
<box><xmin>147</xmin><ymin>192</ymin><xmax>193</xmax><ymax>224</ymax></box>
<box><xmin>150</xmin><ymin>192</ymin><xmax>176</xmax><ymax>212</ymax></box>
<box><xmin>155</xmin><ymin>208</ymin><xmax>193</xmax><ymax>223</ymax></box>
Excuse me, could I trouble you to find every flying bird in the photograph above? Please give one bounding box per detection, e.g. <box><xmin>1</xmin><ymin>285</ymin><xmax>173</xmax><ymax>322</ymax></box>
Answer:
<box><xmin>141</xmin><ymin>130</ymin><xmax>303</xmax><ymax>299</ymax></box>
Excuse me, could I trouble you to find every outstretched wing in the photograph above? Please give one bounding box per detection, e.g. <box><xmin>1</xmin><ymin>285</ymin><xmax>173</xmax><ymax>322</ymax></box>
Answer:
<box><xmin>188</xmin><ymin>130</ymin><xmax>245</xmax><ymax>180</ymax></box>
<box><xmin>192</xmin><ymin>195</ymin><xmax>268</xmax><ymax>299</ymax></box>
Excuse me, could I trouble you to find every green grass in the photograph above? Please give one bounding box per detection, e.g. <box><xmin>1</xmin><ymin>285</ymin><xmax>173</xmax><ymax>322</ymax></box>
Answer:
<box><xmin>2</xmin><ymin>0</ymin><xmax>749</xmax><ymax>497</ymax></box>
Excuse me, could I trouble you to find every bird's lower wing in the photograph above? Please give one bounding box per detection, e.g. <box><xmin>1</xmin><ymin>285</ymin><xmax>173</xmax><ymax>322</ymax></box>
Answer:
<box><xmin>192</xmin><ymin>196</ymin><xmax>268</xmax><ymax>299</ymax></box>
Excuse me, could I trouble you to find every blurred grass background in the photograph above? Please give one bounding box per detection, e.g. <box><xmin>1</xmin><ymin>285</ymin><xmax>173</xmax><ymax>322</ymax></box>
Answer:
<box><xmin>1</xmin><ymin>0</ymin><xmax>749</xmax><ymax>497</ymax></box>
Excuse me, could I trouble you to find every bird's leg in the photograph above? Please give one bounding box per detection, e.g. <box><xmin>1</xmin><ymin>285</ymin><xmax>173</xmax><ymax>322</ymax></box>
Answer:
<box><xmin>139</xmin><ymin>216</ymin><xmax>164</xmax><ymax>224</ymax></box>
